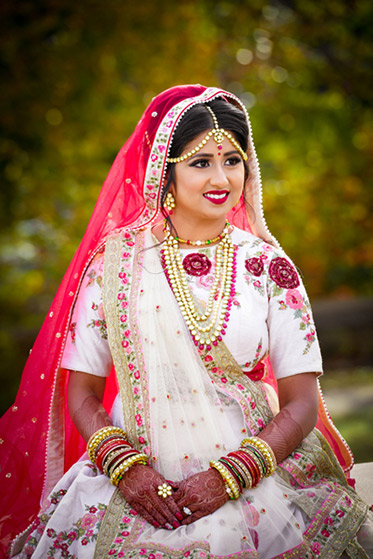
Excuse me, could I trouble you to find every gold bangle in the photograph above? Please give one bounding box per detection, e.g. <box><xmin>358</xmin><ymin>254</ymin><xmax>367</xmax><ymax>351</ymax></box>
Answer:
<box><xmin>209</xmin><ymin>460</ymin><xmax>240</xmax><ymax>499</ymax></box>
<box><xmin>110</xmin><ymin>453</ymin><xmax>148</xmax><ymax>486</ymax></box>
<box><xmin>241</xmin><ymin>437</ymin><xmax>276</xmax><ymax>476</ymax></box>
<box><xmin>251</xmin><ymin>437</ymin><xmax>277</xmax><ymax>475</ymax></box>
<box><xmin>87</xmin><ymin>426</ymin><xmax>127</xmax><ymax>463</ymax></box>
<box><xmin>107</xmin><ymin>451</ymin><xmax>139</xmax><ymax>479</ymax></box>
<box><xmin>102</xmin><ymin>446</ymin><xmax>132</xmax><ymax>474</ymax></box>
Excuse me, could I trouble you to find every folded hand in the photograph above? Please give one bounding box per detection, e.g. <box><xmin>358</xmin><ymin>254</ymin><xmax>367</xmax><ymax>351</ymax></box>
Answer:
<box><xmin>118</xmin><ymin>464</ymin><xmax>183</xmax><ymax>530</ymax></box>
<box><xmin>173</xmin><ymin>469</ymin><xmax>229</xmax><ymax>525</ymax></box>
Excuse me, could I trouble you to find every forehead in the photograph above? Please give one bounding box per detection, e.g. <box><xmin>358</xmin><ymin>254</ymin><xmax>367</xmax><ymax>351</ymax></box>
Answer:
<box><xmin>181</xmin><ymin>130</ymin><xmax>238</xmax><ymax>155</ymax></box>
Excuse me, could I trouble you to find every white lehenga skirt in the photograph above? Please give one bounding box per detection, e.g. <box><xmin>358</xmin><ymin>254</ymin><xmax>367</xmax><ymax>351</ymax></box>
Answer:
<box><xmin>13</xmin><ymin>394</ymin><xmax>371</xmax><ymax>559</ymax></box>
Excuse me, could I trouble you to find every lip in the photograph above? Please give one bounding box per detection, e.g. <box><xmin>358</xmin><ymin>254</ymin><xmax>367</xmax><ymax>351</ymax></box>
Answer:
<box><xmin>203</xmin><ymin>190</ymin><xmax>230</xmax><ymax>205</ymax></box>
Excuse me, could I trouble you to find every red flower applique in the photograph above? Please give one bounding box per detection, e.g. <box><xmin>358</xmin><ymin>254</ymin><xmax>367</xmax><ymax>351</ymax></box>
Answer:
<box><xmin>269</xmin><ymin>257</ymin><xmax>300</xmax><ymax>289</ymax></box>
<box><xmin>245</xmin><ymin>257</ymin><xmax>264</xmax><ymax>277</ymax></box>
<box><xmin>182</xmin><ymin>253</ymin><xmax>212</xmax><ymax>276</ymax></box>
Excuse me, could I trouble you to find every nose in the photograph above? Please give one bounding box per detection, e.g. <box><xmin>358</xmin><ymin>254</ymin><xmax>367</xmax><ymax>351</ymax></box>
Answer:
<box><xmin>209</xmin><ymin>162</ymin><xmax>229</xmax><ymax>187</ymax></box>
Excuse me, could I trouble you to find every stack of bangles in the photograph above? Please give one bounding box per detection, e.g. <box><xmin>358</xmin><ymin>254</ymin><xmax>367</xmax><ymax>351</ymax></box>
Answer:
<box><xmin>87</xmin><ymin>426</ymin><xmax>148</xmax><ymax>486</ymax></box>
<box><xmin>210</xmin><ymin>437</ymin><xmax>277</xmax><ymax>500</ymax></box>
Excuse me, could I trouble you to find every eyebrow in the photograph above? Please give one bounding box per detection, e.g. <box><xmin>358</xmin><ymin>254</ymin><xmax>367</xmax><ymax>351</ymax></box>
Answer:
<box><xmin>188</xmin><ymin>150</ymin><xmax>241</xmax><ymax>159</ymax></box>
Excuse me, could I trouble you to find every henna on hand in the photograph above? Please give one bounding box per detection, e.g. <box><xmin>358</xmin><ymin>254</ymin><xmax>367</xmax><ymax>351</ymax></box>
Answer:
<box><xmin>119</xmin><ymin>464</ymin><xmax>183</xmax><ymax>529</ymax></box>
<box><xmin>173</xmin><ymin>468</ymin><xmax>229</xmax><ymax>526</ymax></box>
<box><xmin>71</xmin><ymin>394</ymin><xmax>112</xmax><ymax>442</ymax></box>
<box><xmin>258</xmin><ymin>408</ymin><xmax>304</xmax><ymax>464</ymax></box>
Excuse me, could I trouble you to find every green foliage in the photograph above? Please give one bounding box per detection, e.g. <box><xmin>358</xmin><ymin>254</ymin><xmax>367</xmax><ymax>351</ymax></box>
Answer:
<box><xmin>1</xmin><ymin>0</ymin><xmax>372</xmax><ymax>411</ymax></box>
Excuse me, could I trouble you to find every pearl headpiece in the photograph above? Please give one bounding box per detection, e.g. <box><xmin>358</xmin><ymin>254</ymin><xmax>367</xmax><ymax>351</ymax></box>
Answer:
<box><xmin>166</xmin><ymin>104</ymin><xmax>248</xmax><ymax>164</ymax></box>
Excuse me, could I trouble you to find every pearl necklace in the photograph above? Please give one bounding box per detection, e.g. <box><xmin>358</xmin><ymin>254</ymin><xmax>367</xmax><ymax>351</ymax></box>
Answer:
<box><xmin>161</xmin><ymin>224</ymin><xmax>237</xmax><ymax>350</ymax></box>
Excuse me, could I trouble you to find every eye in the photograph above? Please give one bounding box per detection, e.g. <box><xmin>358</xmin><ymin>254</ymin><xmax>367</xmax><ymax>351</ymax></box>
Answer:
<box><xmin>189</xmin><ymin>158</ymin><xmax>210</xmax><ymax>168</ymax></box>
<box><xmin>225</xmin><ymin>156</ymin><xmax>242</xmax><ymax>166</ymax></box>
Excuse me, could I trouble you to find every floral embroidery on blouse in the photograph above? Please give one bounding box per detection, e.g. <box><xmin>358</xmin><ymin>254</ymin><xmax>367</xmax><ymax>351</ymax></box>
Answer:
<box><xmin>243</xmin><ymin>239</ymin><xmax>317</xmax><ymax>356</ymax></box>
<box><xmin>69</xmin><ymin>322</ymin><xmax>77</xmax><ymax>345</ymax></box>
<box><xmin>182</xmin><ymin>252</ymin><xmax>212</xmax><ymax>276</ymax></box>
<box><xmin>86</xmin><ymin>268</ymin><xmax>103</xmax><ymax>288</ymax></box>
<box><xmin>245</xmin><ymin>257</ymin><xmax>264</xmax><ymax>277</ymax></box>
<box><xmin>268</xmin><ymin>257</ymin><xmax>300</xmax><ymax>289</ymax></box>
<box><xmin>240</xmin><ymin>339</ymin><xmax>266</xmax><ymax>380</ymax></box>
<box><xmin>86</xmin><ymin>250</ymin><xmax>104</xmax><ymax>288</ymax></box>
<box><xmin>274</xmin><ymin>283</ymin><xmax>316</xmax><ymax>355</ymax></box>
<box><xmin>244</xmin><ymin>264</ymin><xmax>266</xmax><ymax>296</ymax></box>
<box><xmin>87</xmin><ymin>302</ymin><xmax>108</xmax><ymax>340</ymax></box>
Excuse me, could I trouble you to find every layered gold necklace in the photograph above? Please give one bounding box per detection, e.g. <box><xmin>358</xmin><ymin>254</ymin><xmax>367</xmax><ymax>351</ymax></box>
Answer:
<box><xmin>161</xmin><ymin>221</ymin><xmax>237</xmax><ymax>350</ymax></box>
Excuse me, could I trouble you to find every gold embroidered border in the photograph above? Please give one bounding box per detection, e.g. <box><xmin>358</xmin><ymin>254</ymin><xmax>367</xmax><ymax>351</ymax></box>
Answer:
<box><xmin>278</xmin><ymin>430</ymin><xmax>349</xmax><ymax>490</ymax></box>
<box><xmin>119</xmin><ymin>539</ymin><xmax>258</xmax><ymax>558</ymax></box>
<box><xmin>93</xmin><ymin>488</ymin><xmax>125</xmax><ymax>559</ymax></box>
<box><xmin>345</xmin><ymin>538</ymin><xmax>370</xmax><ymax>559</ymax></box>
<box><xmin>128</xmin><ymin>230</ymin><xmax>153</xmax><ymax>452</ymax></box>
<box><xmin>197</xmin><ymin>338</ymin><xmax>274</xmax><ymax>436</ymax></box>
<box><xmin>103</xmin><ymin>231</ymin><xmax>137</xmax><ymax>443</ymax></box>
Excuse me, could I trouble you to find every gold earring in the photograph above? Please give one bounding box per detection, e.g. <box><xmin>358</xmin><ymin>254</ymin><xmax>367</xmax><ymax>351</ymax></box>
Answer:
<box><xmin>164</xmin><ymin>192</ymin><xmax>176</xmax><ymax>212</ymax></box>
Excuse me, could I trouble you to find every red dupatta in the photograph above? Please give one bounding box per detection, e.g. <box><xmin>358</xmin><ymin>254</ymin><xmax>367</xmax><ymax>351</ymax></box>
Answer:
<box><xmin>0</xmin><ymin>84</ymin><xmax>353</xmax><ymax>558</ymax></box>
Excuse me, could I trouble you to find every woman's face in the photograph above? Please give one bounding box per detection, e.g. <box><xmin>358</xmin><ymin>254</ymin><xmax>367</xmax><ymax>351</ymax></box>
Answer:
<box><xmin>171</xmin><ymin>131</ymin><xmax>245</xmax><ymax>229</ymax></box>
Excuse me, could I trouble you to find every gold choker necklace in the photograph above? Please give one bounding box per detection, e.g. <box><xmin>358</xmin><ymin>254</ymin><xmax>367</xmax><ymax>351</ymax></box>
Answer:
<box><xmin>161</xmin><ymin>223</ymin><xmax>237</xmax><ymax>349</ymax></box>
<box><xmin>162</xmin><ymin>221</ymin><xmax>230</xmax><ymax>247</ymax></box>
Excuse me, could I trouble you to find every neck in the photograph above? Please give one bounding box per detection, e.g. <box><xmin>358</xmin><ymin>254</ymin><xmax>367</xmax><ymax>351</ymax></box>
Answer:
<box><xmin>168</xmin><ymin>215</ymin><xmax>229</xmax><ymax>246</ymax></box>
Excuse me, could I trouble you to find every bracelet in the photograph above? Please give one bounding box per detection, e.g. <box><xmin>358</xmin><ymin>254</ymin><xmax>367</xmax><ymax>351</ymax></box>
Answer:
<box><xmin>107</xmin><ymin>450</ymin><xmax>139</xmax><ymax>479</ymax></box>
<box><xmin>227</xmin><ymin>455</ymin><xmax>253</xmax><ymax>490</ymax></box>
<box><xmin>110</xmin><ymin>453</ymin><xmax>148</xmax><ymax>486</ymax></box>
<box><xmin>95</xmin><ymin>436</ymin><xmax>130</xmax><ymax>458</ymax></box>
<box><xmin>231</xmin><ymin>450</ymin><xmax>260</xmax><ymax>487</ymax></box>
<box><xmin>98</xmin><ymin>444</ymin><xmax>132</xmax><ymax>473</ymax></box>
<box><xmin>219</xmin><ymin>457</ymin><xmax>245</xmax><ymax>489</ymax></box>
<box><xmin>239</xmin><ymin>446</ymin><xmax>265</xmax><ymax>478</ymax></box>
<box><xmin>96</xmin><ymin>439</ymin><xmax>128</xmax><ymax>465</ymax></box>
<box><xmin>101</xmin><ymin>446</ymin><xmax>132</xmax><ymax>474</ymax></box>
<box><xmin>209</xmin><ymin>460</ymin><xmax>241</xmax><ymax>499</ymax></box>
<box><xmin>87</xmin><ymin>426</ymin><xmax>127</xmax><ymax>463</ymax></box>
<box><xmin>241</xmin><ymin>437</ymin><xmax>276</xmax><ymax>477</ymax></box>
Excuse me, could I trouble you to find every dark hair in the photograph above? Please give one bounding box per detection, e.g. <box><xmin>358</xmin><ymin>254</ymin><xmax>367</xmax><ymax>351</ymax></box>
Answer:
<box><xmin>160</xmin><ymin>98</ymin><xmax>250</xmax><ymax>222</ymax></box>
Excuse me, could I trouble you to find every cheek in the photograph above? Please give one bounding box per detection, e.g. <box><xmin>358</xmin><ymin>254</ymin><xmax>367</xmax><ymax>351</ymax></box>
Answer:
<box><xmin>175</xmin><ymin>177</ymin><xmax>202</xmax><ymax>200</ymax></box>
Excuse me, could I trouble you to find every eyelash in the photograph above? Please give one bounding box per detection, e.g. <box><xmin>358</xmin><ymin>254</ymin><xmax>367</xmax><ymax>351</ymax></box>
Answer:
<box><xmin>190</xmin><ymin>156</ymin><xmax>242</xmax><ymax>168</ymax></box>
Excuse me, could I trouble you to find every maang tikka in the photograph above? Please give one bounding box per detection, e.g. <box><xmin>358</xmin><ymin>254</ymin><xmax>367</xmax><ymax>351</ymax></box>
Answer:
<box><xmin>166</xmin><ymin>104</ymin><xmax>248</xmax><ymax>164</ymax></box>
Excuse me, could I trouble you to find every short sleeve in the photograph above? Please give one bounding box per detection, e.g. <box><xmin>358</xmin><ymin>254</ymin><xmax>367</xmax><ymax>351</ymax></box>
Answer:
<box><xmin>266</xmin><ymin>250</ymin><xmax>323</xmax><ymax>380</ymax></box>
<box><xmin>61</xmin><ymin>250</ymin><xmax>113</xmax><ymax>377</ymax></box>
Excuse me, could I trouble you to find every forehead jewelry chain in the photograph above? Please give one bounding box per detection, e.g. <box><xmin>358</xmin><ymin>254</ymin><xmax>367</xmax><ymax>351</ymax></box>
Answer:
<box><xmin>166</xmin><ymin>105</ymin><xmax>248</xmax><ymax>164</ymax></box>
<box><xmin>160</xmin><ymin>223</ymin><xmax>237</xmax><ymax>350</ymax></box>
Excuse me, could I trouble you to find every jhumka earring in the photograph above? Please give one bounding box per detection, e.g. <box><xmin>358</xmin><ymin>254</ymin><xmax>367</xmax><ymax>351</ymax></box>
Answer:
<box><xmin>164</xmin><ymin>192</ymin><xmax>176</xmax><ymax>212</ymax></box>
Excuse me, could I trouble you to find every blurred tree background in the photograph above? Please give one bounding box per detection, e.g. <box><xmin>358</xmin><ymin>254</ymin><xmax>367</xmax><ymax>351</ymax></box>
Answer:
<box><xmin>1</xmin><ymin>0</ymin><xmax>372</xmax><ymax>460</ymax></box>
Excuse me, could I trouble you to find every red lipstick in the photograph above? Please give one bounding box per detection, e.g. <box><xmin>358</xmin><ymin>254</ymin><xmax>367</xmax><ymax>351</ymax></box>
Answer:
<box><xmin>203</xmin><ymin>190</ymin><xmax>229</xmax><ymax>205</ymax></box>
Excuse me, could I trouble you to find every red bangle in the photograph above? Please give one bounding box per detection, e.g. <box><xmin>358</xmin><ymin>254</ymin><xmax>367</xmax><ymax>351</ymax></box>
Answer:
<box><xmin>96</xmin><ymin>441</ymin><xmax>131</xmax><ymax>471</ymax></box>
<box><xmin>96</xmin><ymin>437</ymin><xmax>129</xmax><ymax>457</ymax></box>
<box><xmin>232</xmin><ymin>450</ymin><xmax>261</xmax><ymax>487</ymax></box>
<box><xmin>96</xmin><ymin>440</ymin><xmax>124</xmax><ymax>462</ymax></box>
<box><xmin>103</xmin><ymin>449</ymin><xmax>138</xmax><ymax>473</ymax></box>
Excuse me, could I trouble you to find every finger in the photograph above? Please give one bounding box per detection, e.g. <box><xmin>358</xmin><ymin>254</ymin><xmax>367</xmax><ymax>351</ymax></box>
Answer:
<box><xmin>177</xmin><ymin>495</ymin><xmax>197</xmax><ymax>510</ymax></box>
<box><xmin>181</xmin><ymin>509</ymin><xmax>205</xmax><ymax>526</ymax></box>
<box><xmin>172</xmin><ymin>489</ymin><xmax>184</xmax><ymax>502</ymax></box>
<box><xmin>151</xmin><ymin>491</ymin><xmax>182</xmax><ymax>528</ymax></box>
<box><xmin>134</xmin><ymin>504</ymin><xmax>165</xmax><ymax>529</ymax></box>
<box><xmin>163</xmin><ymin>493</ymin><xmax>184</xmax><ymax>520</ymax></box>
<box><xmin>141</xmin><ymin>499</ymin><xmax>172</xmax><ymax>528</ymax></box>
